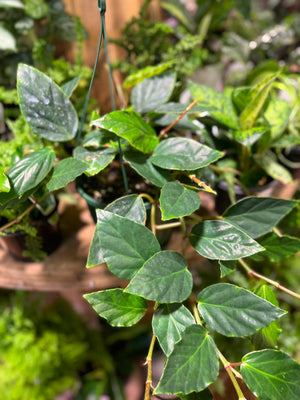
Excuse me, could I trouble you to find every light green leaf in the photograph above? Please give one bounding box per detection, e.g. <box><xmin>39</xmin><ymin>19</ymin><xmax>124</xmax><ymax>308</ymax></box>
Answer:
<box><xmin>255</xmin><ymin>151</ymin><xmax>293</xmax><ymax>183</ymax></box>
<box><xmin>123</xmin><ymin>61</ymin><xmax>174</xmax><ymax>89</ymax></box>
<box><xmin>151</xmin><ymin>138</ymin><xmax>223</xmax><ymax>170</ymax></box>
<box><xmin>161</xmin><ymin>0</ymin><xmax>194</xmax><ymax>30</ymax></box>
<box><xmin>73</xmin><ymin>146</ymin><xmax>116</xmax><ymax>176</ymax></box>
<box><xmin>125</xmin><ymin>251</ymin><xmax>193</xmax><ymax>303</ymax></box>
<box><xmin>189</xmin><ymin>81</ymin><xmax>239</xmax><ymax>129</ymax></box>
<box><xmin>131</xmin><ymin>72</ymin><xmax>176</xmax><ymax>113</ymax></box>
<box><xmin>96</xmin><ymin>210</ymin><xmax>161</xmax><ymax>279</ymax></box>
<box><xmin>0</xmin><ymin>168</ymin><xmax>10</xmax><ymax>193</ymax></box>
<box><xmin>197</xmin><ymin>283</ymin><xmax>285</xmax><ymax>337</ymax></box>
<box><xmin>46</xmin><ymin>158</ymin><xmax>88</xmax><ymax>192</ymax></box>
<box><xmin>24</xmin><ymin>0</ymin><xmax>49</xmax><ymax>18</ymax></box>
<box><xmin>17</xmin><ymin>64</ymin><xmax>78</xmax><ymax>142</ymax></box>
<box><xmin>124</xmin><ymin>149</ymin><xmax>171</xmax><ymax>187</ymax></box>
<box><xmin>190</xmin><ymin>220</ymin><xmax>264</xmax><ymax>260</ymax></box>
<box><xmin>61</xmin><ymin>76</ymin><xmax>81</xmax><ymax>98</ymax></box>
<box><xmin>83</xmin><ymin>289</ymin><xmax>147</xmax><ymax>327</ymax></box>
<box><xmin>241</xmin><ymin>350</ymin><xmax>300</xmax><ymax>400</ymax></box>
<box><xmin>154</xmin><ymin>325</ymin><xmax>219</xmax><ymax>395</ymax></box>
<box><xmin>152</xmin><ymin>304</ymin><xmax>195</xmax><ymax>356</ymax></box>
<box><xmin>0</xmin><ymin>0</ymin><xmax>24</xmax><ymax>8</ymax></box>
<box><xmin>223</xmin><ymin>196</ymin><xmax>297</xmax><ymax>239</ymax></box>
<box><xmin>264</xmin><ymin>100</ymin><xmax>291</xmax><ymax>140</ymax></box>
<box><xmin>92</xmin><ymin>111</ymin><xmax>159</xmax><ymax>153</ymax></box>
<box><xmin>231</xmin><ymin>127</ymin><xmax>268</xmax><ymax>148</ymax></box>
<box><xmin>160</xmin><ymin>181</ymin><xmax>201</xmax><ymax>220</ymax></box>
<box><xmin>0</xmin><ymin>27</ymin><xmax>16</xmax><ymax>51</ymax></box>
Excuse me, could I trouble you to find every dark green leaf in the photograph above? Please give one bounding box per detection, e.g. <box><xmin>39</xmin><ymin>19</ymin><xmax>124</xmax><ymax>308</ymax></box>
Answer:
<box><xmin>73</xmin><ymin>146</ymin><xmax>116</xmax><ymax>176</ymax></box>
<box><xmin>241</xmin><ymin>350</ymin><xmax>300</xmax><ymax>400</ymax></box>
<box><xmin>223</xmin><ymin>197</ymin><xmax>297</xmax><ymax>239</ymax></box>
<box><xmin>151</xmin><ymin>138</ymin><xmax>223</xmax><ymax>170</ymax></box>
<box><xmin>154</xmin><ymin>325</ymin><xmax>219</xmax><ymax>395</ymax></box>
<box><xmin>218</xmin><ymin>260</ymin><xmax>236</xmax><ymax>277</ymax></box>
<box><xmin>155</xmin><ymin>102</ymin><xmax>203</xmax><ymax>115</ymax></box>
<box><xmin>92</xmin><ymin>111</ymin><xmax>159</xmax><ymax>153</ymax></box>
<box><xmin>258</xmin><ymin>233</ymin><xmax>300</xmax><ymax>262</ymax></box>
<box><xmin>83</xmin><ymin>289</ymin><xmax>147</xmax><ymax>327</ymax></box>
<box><xmin>125</xmin><ymin>251</ymin><xmax>193</xmax><ymax>303</ymax></box>
<box><xmin>197</xmin><ymin>283</ymin><xmax>285</xmax><ymax>337</ymax></box>
<box><xmin>190</xmin><ymin>220</ymin><xmax>264</xmax><ymax>260</ymax></box>
<box><xmin>154</xmin><ymin>113</ymin><xmax>199</xmax><ymax>131</ymax></box>
<box><xmin>178</xmin><ymin>389</ymin><xmax>213</xmax><ymax>400</ymax></box>
<box><xmin>96</xmin><ymin>210</ymin><xmax>160</xmax><ymax>279</ymax></box>
<box><xmin>61</xmin><ymin>76</ymin><xmax>81</xmax><ymax>98</ymax></box>
<box><xmin>124</xmin><ymin>150</ymin><xmax>171</xmax><ymax>187</ymax></box>
<box><xmin>46</xmin><ymin>158</ymin><xmax>88</xmax><ymax>191</ymax></box>
<box><xmin>152</xmin><ymin>304</ymin><xmax>195</xmax><ymax>356</ymax></box>
<box><xmin>131</xmin><ymin>72</ymin><xmax>176</xmax><ymax>113</ymax></box>
<box><xmin>160</xmin><ymin>181</ymin><xmax>200</xmax><ymax>220</ymax></box>
<box><xmin>17</xmin><ymin>64</ymin><xmax>78</xmax><ymax>141</ymax></box>
<box><xmin>82</xmin><ymin>129</ymin><xmax>116</xmax><ymax>148</ymax></box>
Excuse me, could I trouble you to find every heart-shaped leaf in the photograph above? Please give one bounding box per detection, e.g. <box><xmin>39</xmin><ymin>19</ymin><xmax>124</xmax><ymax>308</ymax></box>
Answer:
<box><xmin>83</xmin><ymin>289</ymin><xmax>147</xmax><ymax>327</ymax></box>
<box><xmin>197</xmin><ymin>283</ymin><xmax>285</xmax><ymax>337</ymax></box>
<box><xmin>154</xmin><ymin>325</ymin><xmax>219</xmax><ymax>395</ymax></box>
<box><xmin>190</xmin><ymin>220</ymin><xmax>264</xmax><ymax>260</ymax></box>
<box><xmin>46</xmin><ymin>158</ymin><xmax>88</xmax><ymax>192</ymax></box>
<box><xmin>17</xmin><ymin>64</ymin><xmax>78</xmax><ymax>141</ymax></box>
<box><xmin>152</xmin><ymin>304</ymin><xmax>195</xmax><ymax>356</ymax></box>
<box><xmin>125</xmin><ymin>251</ymin><xmax>193</xmax><ymax>303</ymax></box>
<box><xmin>241</xmin><ymin>350</ymin><xmax>300</xmax><ymax>400</ymax></box>
<box><xmin>151</xmin><ymin>138</ymin><xmax>223</xmax><ymax>170</ymax></box>
<box><xmin>160</xmin><ymin>181</ymin><xmax>201</xmax><ymax>220</ymax></box>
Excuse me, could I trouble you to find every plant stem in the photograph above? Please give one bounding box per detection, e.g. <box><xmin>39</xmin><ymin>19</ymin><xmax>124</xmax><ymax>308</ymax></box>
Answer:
<box><xmin>217</xmin><ymin>350</ymin><xmax>245</xmax><ymax>400</ymax></box>
<box><xmin>155</xmin><ymin>221</ymin><xmax>182</xmax><ymax>230</ymax></box>
<box><xmin>192</xmin><ymin>302</ymin><xmax>203</xmax><ymax>326</ymax></box>
<box><xmin>188</xmin><ymin>174</ymin><xmax>217</xmax><ymax>194</ymax></box>
<box><xmin>238</xmin><ymin>258</ymin><xmax>300</xmax><ymax>300</ymax></box>
<box><xmin>144</xmin><ymin>333</ymin><xmax>156</xmax><ymax>400</ymax></box>
<box><xmin>158</xmin><ymin>97</ymin><xmax>200</xmax><ymax>139</ymax></box>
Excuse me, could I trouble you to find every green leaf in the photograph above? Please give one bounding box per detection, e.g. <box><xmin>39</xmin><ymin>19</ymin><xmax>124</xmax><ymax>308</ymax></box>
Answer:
<box><xmin>0</xmin><ymin>0</ymin><xmax>24</xmax><ymax>8</ymax></box>
<box><xmin>83</xmin><ymin>289</ymin><xmax>147</xmax><ymax>327</ymax></box>
<box><xmin>46</xmin><ymin>158</ymin><xmax>88</xmax><ymax>192</ymax></box>
<box><xmin>124</xmin><ymin>150</ymin><xmax>171</xmax><ymax>187</ymax></box>
<box><xmin>61</xmin><ymin>76</ymin><xmax>81</xmax><ymax>98</ymax></box>
<box><xmin>197</xmin><ymin>283</ymin><xmax>285</xmax><ymax>337</ymax></box>
<box><xmin>241</xmin><ymin>350</ymin><xmax>300</xmax><ymax>400</ymax></box>
<box><xmin>92</xmin><ymin>111</ymin><xmax>159</xmax><ymax>153</ymax></box>
<box><xmin>161</xmin><ymin>0</ymin><xmax>194</xmax><ymax>30</ymax></box>
<box><xmin>231</xmin><ymin>127</ymin><xmax>268</xmax><ymax>148</ymax></box>
<box><xmin>87</xmin><ymin>196</ymin><xmax>147</xmax><ymax>268</ymax></box>
<box><xmin>17</xmin><ymin>64</ymin><xmax>78</xmax><ymax>142</ymax></box>
<box><xmin>7</xmin><ymin>148</ymin><xmax>55</xmax><ymax>195</ymax></box>
<box><xmin>73</xmin><ymin>146</ymin><xmax>116</xmax><ymax>176</ymax></box>
<box><xmin>178</xmin><ymin>389</ymin><xmax>213</xmax><ymax>400</ymax></box>
<box><xmin>24</xmin><ymin>0</ymin><xmax>49</xmax><ymax>18</ymax></box>
<box><xmin>123</xmin><ymin>61</ymin><xmax>174</xmax><ymax>89</ymax></box>
<box><xmin>154</xmin><ymin>325</ymin><xmax>219</xmax><ymax>395</ymax></box>
<box><xmin>240</xmin><ymin>73</ymin><xmax>277</xmax><ymax>130</ymax></box>
<box><xmin>0</xmin><ymin>168</ymin><xmax>10</xmax><ymax>193</ymax></box>
<box><xmin>189</xmin><ymin>81</ymin><xmax>239</xmax><ymax>129</ymax></box>
<box><xmin>96</xmin><ymin>210</ymin><xmax>160</xmax><ymax>279</ymax></box>
<box><xmin>258</xmin><ymin>233</ymin><xmax>300</xmax><ymax>262</ymax></box>
<box><xmin>160</xmin><ymin>182</ymin><xmax>201</xmax><ymax>220</ymax></box>
<box><xmin>223</xmin><ymin>197</ymin><xmax>297</xmax><ymax>239</ymax></box>
<box><xmin>0</xmin><ymin>27</ymin><xmax>16</xmax><ymax>51</ymax></box>
<box><xmin>152</xmin><ymin>304</ymin><xmax>195</xmax><ymax>356</ymax></box>
<box><xmin>151</xmin><ymin>138</ymin><xmax>223</xmax><ymax>170</ymax></box>
<box><xmin>218</xmin><ymin>260</ymin><xmax>236</xmax><ymax>277</ymax></box>
<box><xmin>264</xmin><ymin>100</ymin><xmax>291</xmax><ymax>140</ymax></box>
<box><xmin>255</xmin><ymin>151</ymin><xmax>293</xmax><ymax>183</ymax></box>
<box><xmin>190</xmin><ymin>220</ymin><xmax>264</xmax><ymax>260</ymax></box>
<box><xmin>125</xmin><ymin>251</ymin><xmax>193</xmax><ymax>303</ymax></box>
<box><xmin>131</xmin><ymin>72</ymin><xmax>176</xmax><ymax>113</ymax></box>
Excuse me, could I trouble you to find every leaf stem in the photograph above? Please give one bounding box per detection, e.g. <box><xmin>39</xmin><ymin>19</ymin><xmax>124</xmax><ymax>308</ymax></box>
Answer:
<box><xmin>158</xmin><ymin>97</ymin><xmax>200</xmax><ymax>140</ymax></box>
<box><xmin>144</xmin><ymin>333</ymin><xmax>156</xmax><ymax>400</ymax></box>
<box><xmin>155</xmin><ymin>221</ymin><xmax>182</xmax><ymax>230</ymax></box>
<box><xmin>192</xmin><ymin>302</ymin><xmax>203</xmax><ymax>326</ymax></box>
<box><xmin>188</xmin><ymin>174</ymin><xmax>217</xmax><ymax>194</ymax></box>
<box><xmin>217</xmin><ymin>350</ymin><xmax>245</xmax><ymax>400</ymax></box>
<box><xmin>238</xmin><ymin>258</ymin><xmax>300</xmax><ymax>300</ymax></box>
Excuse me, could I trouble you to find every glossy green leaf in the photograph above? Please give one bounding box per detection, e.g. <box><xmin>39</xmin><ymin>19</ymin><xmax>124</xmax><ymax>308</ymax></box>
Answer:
<box><xmin>152</xmin><ymin>304</ymin><xmax>195</xmax><ymax>356</ymax></box>
<box><xmin>197</xmin><ymin>283</ymin><xmax>285</xmax><ymax>337</ymax></box>
<box><xmin>0</xmin><ymin>168</ymin><xmax>10</xmax><ymax>193</ymax></box>
<box><xmin>0</xmin><ymin>27</ymin><xmax>16</xmax><ymax>51</ymax></box>
<box><xmin>259</xmin><ymin>233</ymin><xmax>300</xmax><ymax>262</ymax></box>
<box><xmin>125</xmin><ymin>251</ymin><xmax>193</xmax><ymax>303</ymax></box>
<box><xmin>131</xmin><ymin>72</ymin><xmax>176</xmax><ymax>113</ymax></box>
<box><xmin>254</xmin><ymin>285</ymin><xmax>281</xmax><ymax>347</ymax></box>
<box><xmin>82</xmin><ymin>129</ymin><xmax>116</xmax><ymax>148</ymax></box>
<box><xmin>255</xmin><ymin>151</ymin><xmax>293</xmax><ymax>183</ymax></box>
<box><xmin>123</xmin><ymin>61</ymin><xmax>174</xmax><ymax>89</ymax></box>
<box><xmin>92</xmin><ymin>111</ymin><xmax>159</xmax><ymax>153</ymax></box>
<box><xmin>160</xmin><ymin>182</ymin><xmax>200</xmax><ymax>220</ymax></box>
<box><xmin>218</xmin><ymin>260</ymin><xmax>236</xmax><ymax>277</ymax></box>
<box><xmin>46</xmin><ymin>158</ymin><xmax>88</xmax><ymax>192</ymax></box>
<box><xmin>264</xmin><ymin>100</ymin><xmax>291</xmax><ymax>140</ymax></box>
<box><xmin>61</xmin><ymin>76</ymin><xmax>81</xmax><ymax>98</ymax></box>
<box><xmin>87</xmin><ymin>196</ymin><xmax>147</xmax><ymax>268</ymax></box>
<box><xmin>24</xmin><ymin>0</ymin><xmax>49</xmax><ymax>18</ymax></box>
<box><xmin>124</xmin><ymin>150</ymin><xmax>171</xmax><ymax>187</ymax></box>
<box><xmin>73</xmin><ymin>146</ymin><xmax>116</xmax><ymax>176</ymax></box>
<box><xmin>17</xmin><ymin>64</ymin><xmax>78</xmax><ymax>141</ymax></box>
<box><xmin>83</xmin><ymin>289</ymin><xmax>147</xmax><ymax>327</ymax></box>
<box><xmin>241</xmin><ymin>350</ymin><xmax>300</xmax><ymax>400</ymax></box>
<box><xmin>223</xmin><ymin>197</ymin><xmax>297</xmax><ymax>239</ymax></box>
<box><xmin>154</xmin><ymin>325</ymin><xmax>219</xmax><ymax>395</ymax></box>
<box><xmin>151</xmin><ymin>138</ymin><xmax>223</xmax><ymax>170</ymax></box>
<box><xmin>231</xmin><ymin>127</ymin><xmax>267</xmax><ymax>148</ymax></box>
<box><xmin>240</xmin><ymin>73</ymin><xmax>277</xmax><ymax>130</ymax></box>
<box><xmin>190</xmin><ymin>220</ymin><xmax>264</xmax><ymax>260</ymax></box>
<box><xmin>189</xmin><ymin>81</ymin><xmax>239</xmax><ymax>129</ymax></box>
<box><xmin>96</xmin><ymin>210</ymin><xmax>160</xmax><ymax>279</ymax></box>
<box><xmin>7</xmin><ymin>148</ymin><xmax>55</xmax><ymax>195</ymax></box>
